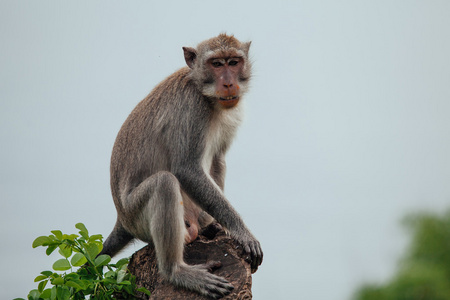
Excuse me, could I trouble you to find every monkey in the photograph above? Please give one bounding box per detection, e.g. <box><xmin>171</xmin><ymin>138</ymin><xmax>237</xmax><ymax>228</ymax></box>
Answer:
<box><xmin>100</xmin><ymin>34</ymin><xmax>263</xmax><ymax>299</ymax></box>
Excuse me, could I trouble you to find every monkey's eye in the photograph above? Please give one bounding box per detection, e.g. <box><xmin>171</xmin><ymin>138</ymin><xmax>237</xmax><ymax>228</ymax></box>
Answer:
<box><xmin>228</xmin><ymin>60</ymin><xmax>239</xmax><ymax>66</ymax></box>
<box><xmin>212</xmin><ymin>61</ymin><xmax>224</xmax><ymax>68</ymax></box>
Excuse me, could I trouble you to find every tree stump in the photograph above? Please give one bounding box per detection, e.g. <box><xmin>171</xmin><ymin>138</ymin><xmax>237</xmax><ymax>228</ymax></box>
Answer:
<box><xmin>127</xmin><ymin>230</ymin><xmax>254</xmax><ymax>299</ymax></box>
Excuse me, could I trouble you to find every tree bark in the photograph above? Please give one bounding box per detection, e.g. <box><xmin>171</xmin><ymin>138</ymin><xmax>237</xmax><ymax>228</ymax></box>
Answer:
<box><xmin>127</xmin><ymin>230</ymin><xmax>254</xmax><ymax>299</ymax></box>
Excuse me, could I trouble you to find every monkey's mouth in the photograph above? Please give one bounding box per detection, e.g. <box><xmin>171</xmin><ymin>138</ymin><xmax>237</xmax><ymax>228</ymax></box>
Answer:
<box><xmin>219</xmin><ymin>96</ymin><xmax>239</xmax><ymax>101</ymax></box>
<box><xmin>218</xmin><ymin>96</ymin><xmax>239</xmax><ymax>108</ymax></box>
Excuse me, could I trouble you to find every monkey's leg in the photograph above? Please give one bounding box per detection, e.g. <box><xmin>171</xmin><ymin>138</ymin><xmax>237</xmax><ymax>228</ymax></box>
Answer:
<box><xmin>128</xmin><ymin>171</ymin><xmax>234</xmax><ymax>299</ymax></box>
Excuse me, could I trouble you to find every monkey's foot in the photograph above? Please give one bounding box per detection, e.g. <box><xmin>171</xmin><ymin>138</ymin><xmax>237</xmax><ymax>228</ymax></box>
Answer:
<box><xmin>128</xmin><ymin>234</ymin><xmax>254</xmax><ymax>299</ymax></box>
<box><xmin>171</xmin><ymin>263</ymin><xmax>234</xmax><ymax>299</ymax></box>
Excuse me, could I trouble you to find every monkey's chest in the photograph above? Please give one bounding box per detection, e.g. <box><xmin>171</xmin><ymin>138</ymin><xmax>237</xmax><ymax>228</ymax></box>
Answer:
<box><xmin>201</xmin><ymin>108</ymin><xmax>242</xmax><ymax>173</ymax></box>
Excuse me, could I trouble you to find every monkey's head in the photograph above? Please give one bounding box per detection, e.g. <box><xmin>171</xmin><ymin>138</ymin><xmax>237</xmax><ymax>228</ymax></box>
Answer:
<box><xmin>183</xmin><ymin>34</ymin><xmax>252</xmax><ymax>109</ymax></box>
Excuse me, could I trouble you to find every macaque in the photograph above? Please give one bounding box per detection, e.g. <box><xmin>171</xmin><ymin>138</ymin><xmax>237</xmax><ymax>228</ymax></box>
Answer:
<box><xmin>101</xmin><ymin>34</ymin><xmax>263</xmax><ymax>299</ymax></box>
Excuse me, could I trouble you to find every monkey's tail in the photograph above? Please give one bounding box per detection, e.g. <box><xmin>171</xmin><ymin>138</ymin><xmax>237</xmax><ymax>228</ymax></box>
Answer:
<box><xmin>100</xmin><ymin>220</ymin><xmax>134</xmax><ymax>258</ymax></box>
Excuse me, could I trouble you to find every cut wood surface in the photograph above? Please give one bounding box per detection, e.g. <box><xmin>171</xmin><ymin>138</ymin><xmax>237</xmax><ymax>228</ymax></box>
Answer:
<box><xmin>127</xmin><ymin>231</ymin><xmax>254</xmax><ymax>299</ymax></box>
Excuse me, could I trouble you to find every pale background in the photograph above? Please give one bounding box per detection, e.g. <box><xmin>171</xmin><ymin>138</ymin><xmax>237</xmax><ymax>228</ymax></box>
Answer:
<box><xmin>2</xmin><ymin>1</ymin><xmax>450</xmax><ymax>299</ymax></box>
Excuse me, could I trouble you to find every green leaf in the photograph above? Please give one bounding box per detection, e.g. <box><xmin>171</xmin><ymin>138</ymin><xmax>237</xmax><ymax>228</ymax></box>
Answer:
<box><xmin>88</xmin><ymin>234</ymin><xmax>103</xmax><ymax>242</ymax></box>
<box><xmin>137</xmin><ymin>287</ymin><xmax>152</xmax><ymax>296</ymax></box>
<box><xmin>75</xmin><ymin>223</ymin><xmax>87</xmax><ymax>232</ymax></box>
<box><xmin>56</xmin><ymin>286</ymin><xmax>70</xmax><ymax>300</ymax></box>
<box><xmin>119</xmin><ymin>263</ymin><xmax>128</xmax><ymax>271</ymax></box>
<box><xmin>84</xmin><ymin>243</ymin><xmax>100</xmax><ymax>260</ymax></box>
<box><xmin>51</xmin><ymin>286</ymin><xmax>57</xmax><ymax>300</ymax></box>
<box><xmin>104</xmin><ymin>270</ymin><xmax>115</xmax><ymax>278</ymax></box>
<box><xmin>51</xmin><ymin>277</ymin><xmax>64</xmax><ymax>285</ymax></box>
<box><xmin>81</xmin><ymin>279</ymin><xmax>92</xmax><ymax>289</ymax></box>
<box><xmin>50</xmin><ymin>230</ymin><xmax>63</xmax><ymax>240</ymax></box>
<box><xmin>71</xmin><ymin>253</ymin><xmax>87</xmax><ymax>266</ymax></box>
<box><xmin>64</xmin><ymin>273</ymin><xmax>79</xmax><ymax>280</ymax></box>
<box><xmin>77</xmin><ymin>267</ymin><xmax>88</xmax><ymax>277</ymax></box>
<box><xmin>124</xmin><ymin>284</ymin><xmax>134</xmax><ymax>294</ymax></box>
<box><xmin>94</xmin><ymin>254</ymin><xmax>111</xmax><ymax>267</ymax></box>
<box><xmin>27</xmin><ymin>289</ymin><xmax>40</xmax><ymax>300</ymax></box>
<box><xmin>32</xmin><ymin>236</ymin><xmax>52</xmax><ymax>248</ymax></box>
<box><xmin>62</xmin><ymin>233</ymin><xmax>78</xmax><ymax>241</ymax></box>
<box><xmin>41</xmin><ymin>271</ymin><xmax>53</xmax><ymax>277</ymax></box>
<box><xmin>52</xmin><ymin>259</ymin><xmax>71</xmax><ymax>271</ymax></box>
<box><xmin>34</xmin><ymin>275</ymin><xmax>47</xmax><ymax>282</ymax></box>
<box><xmin>117</xmin><ymin>266</ymin><xmax>127</xmax><ymax>283</ymax></box>
<box><xmin>46</xmin><ymin>245</ymin><xmax>58</xmax><ymax>256</ymax></box>
<box><xmin>58</xmin><ymin>244</ymin><xmax>72</xmax><ymax>258</ymax></box>
<box><xmin>75</xmin><ymin>279</ymin><xmax>87</xmax><ymax>289</ymax></box>
<box><xmin>102</xmin><ymin>278</ymin><xmax>117</xmax><ymax>285</ymax></box>
<box><xmin>94</xmin><ymin>241</ymin><xmax>103</xmax><ymax>253</ymax></box>
<box><xmin>75</xmin><ymin>223</ymin><xmax>89</xmax><ymax>239</ymax></box>
<box><xmin>114</xmin><ymin>258</ymin><xmax>129</xmax><ymax>268</ymax></box>
<box><xmin>13</xmin><ymin>298</ymin><xmax>26</xmax><ymax>300</ymax></box>
<box><xmin>40</xmin><ymin>288</ymin><xmax>52</xmax><ymax>298</ymax></box>
<box><xmin>65</xmin><ymin>280</ymin><xmax>83</xmax><ymax>290</ymax></box>
<box><xmin>38</xmin><ymin>280</ymin><xmax>48</xmax><ymax>293</ymax></box>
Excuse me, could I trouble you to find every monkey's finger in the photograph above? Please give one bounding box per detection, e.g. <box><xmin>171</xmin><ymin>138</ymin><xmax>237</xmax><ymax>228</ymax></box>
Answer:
<box><xmin>203</xmin><ymin>287</ymin><xmax>228</xmax><ymax>300</ymax></box>
<box><xmin>250</xmin><ymin>243</ymin><xmax>258</xmax><ymax>258</ymax></box>
<box><xmin>207</xmin><ymin>288</ymin><xmax>232</xmax><ymax>299</ymax></box>
<box><xmin>202</xmin><ymin>269</ymin><xmax>231</xmax><ymax>285</ymax></box>
<box><xmin>251</xmin><ymin>255</ymin><xmax>259</xmax><ymax>271</ymax></box>
<box><xmin>202</xmin><ymin>274</ymin><xmax>234</xmax><ymax>298</ymax></box>
<box><xmin>212</xmin><ymin>275</ymin><xmax>232</xmax><ymax>285</ymax></box>
<box><xmin>255</xmin><ymin>254</ymin><xmax>263</xmax><ymax>269</ymax></box>
<box><xmin>255</xmin><ymin>243</ymin><xmax>263</xmax><ymax>265</ymax></box>
<box><xmin>250</xmin><ymin>242</ymin><xmax>263</xmax><ymax>262</ymax></box>
<box><xmin>206</xmin><ymin>282</ymin><xmax>234</xmax><ymax>294</ymax></box>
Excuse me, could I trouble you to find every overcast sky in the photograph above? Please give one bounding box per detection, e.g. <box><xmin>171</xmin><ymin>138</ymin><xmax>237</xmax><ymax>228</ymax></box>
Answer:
<box><xmin>2</xmin><ymin>1</ymin><xmax>450</xmax><ymax>299</ymax></box>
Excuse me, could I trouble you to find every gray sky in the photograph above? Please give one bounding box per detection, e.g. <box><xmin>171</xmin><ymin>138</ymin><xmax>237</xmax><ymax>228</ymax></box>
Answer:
<box><xmin>2</xmin><ymin>1</ymin><xmax>450</xmax><ymax>299</ymax></box>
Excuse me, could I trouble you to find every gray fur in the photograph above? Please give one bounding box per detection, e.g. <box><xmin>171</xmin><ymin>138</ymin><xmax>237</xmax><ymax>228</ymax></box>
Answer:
<box><xmin>101</xmin><ymin>34</ymin><xmax>262</xmax><ymax>299</ymax></box>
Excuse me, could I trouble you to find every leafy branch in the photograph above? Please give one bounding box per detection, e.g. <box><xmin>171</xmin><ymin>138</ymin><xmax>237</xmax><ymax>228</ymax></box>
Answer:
<box><xmin>16</xmin><ymin>223</ymin><xmax>150</xmax><ymax>300</ymax></box>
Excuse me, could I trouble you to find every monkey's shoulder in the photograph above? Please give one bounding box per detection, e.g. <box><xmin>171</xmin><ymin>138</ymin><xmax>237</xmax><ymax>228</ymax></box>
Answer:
<box><xmin>153</xmin><ymin>67</ymin><xmax>195</xmax><ymax>97</ymax></box>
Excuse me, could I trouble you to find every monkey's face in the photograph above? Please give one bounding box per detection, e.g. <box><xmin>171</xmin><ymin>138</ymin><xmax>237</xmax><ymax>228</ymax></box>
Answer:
<box><xmin>196</xmin><ymin>50</ymin><xmax>251</xmax><ymax>109</ymax></box>
<box><xmin>208</xmin><ymin>57</ymin><xmax>244</xmax><ymax>109</ymax></box>
<box><xmin>183</xmin><ymin>35</ymin><xmax>252</xmax><ymax>108</ymax></box>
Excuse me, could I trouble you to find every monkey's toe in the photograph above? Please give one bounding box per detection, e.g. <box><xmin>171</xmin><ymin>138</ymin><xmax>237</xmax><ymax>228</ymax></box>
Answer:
<box><xmin>204</xmin><ymin>281</ymin><xmax>234</xmax><ymax>299</ymax></box>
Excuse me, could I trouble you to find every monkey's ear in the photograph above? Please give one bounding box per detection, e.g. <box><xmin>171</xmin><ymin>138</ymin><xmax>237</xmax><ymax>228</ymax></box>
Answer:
<box><xmin>242</xmin><ymin>41</ymin><xmax>251</xmax><ymax>56</ymax></box>
<box><xmin>183</xmin><ymin>47</ymin><xmax>197</xmax><ymax>69</ymax></box>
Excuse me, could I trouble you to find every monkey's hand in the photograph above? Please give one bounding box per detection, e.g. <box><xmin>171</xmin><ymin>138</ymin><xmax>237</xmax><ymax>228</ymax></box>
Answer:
<box><xmin>235</xmin><ymin>233</ymin><xmax>263</xmax><ymax>273</ymax></box>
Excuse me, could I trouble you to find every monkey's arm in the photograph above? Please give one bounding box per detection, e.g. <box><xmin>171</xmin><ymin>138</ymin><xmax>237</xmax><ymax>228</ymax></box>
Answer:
<box><xmin>175</xmin><ymin>165</ymin><xmax>263</xmax><ymax>270</ymax></box>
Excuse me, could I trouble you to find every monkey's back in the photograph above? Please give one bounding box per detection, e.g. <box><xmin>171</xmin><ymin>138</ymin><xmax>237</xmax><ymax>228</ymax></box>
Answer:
<box><xmin>110</xmin><ymin>67</ymin><xmax>211</xmax><ymax>210</ymax></box>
